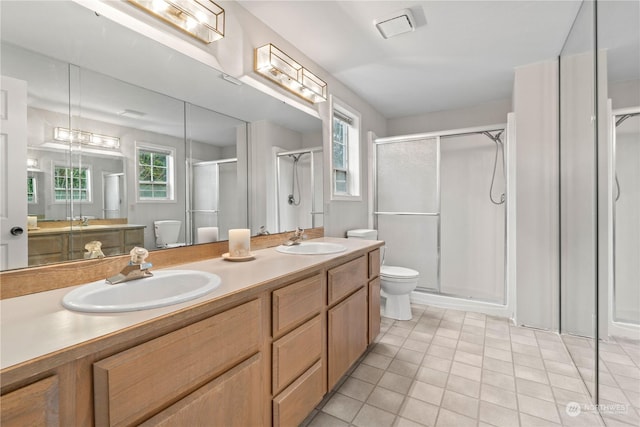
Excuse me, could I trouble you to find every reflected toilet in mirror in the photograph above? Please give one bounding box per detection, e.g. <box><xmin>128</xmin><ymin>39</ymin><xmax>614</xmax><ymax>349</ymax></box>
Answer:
<box><xmin>196</xmin><ymin>227</ymin><xmax>219</xmax><ymax>244</ymax></box>
<box><xmin>154</xmin><ymin>220</ymin><xmax>184</xmax><ymax>248</ymax></box>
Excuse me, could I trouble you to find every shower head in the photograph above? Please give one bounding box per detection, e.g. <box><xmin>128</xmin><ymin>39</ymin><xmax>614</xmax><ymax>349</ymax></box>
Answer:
<box><xmin>482</xmin><ymin>130</ymin><xmax>504</xmax><ymax>145</ymax></box>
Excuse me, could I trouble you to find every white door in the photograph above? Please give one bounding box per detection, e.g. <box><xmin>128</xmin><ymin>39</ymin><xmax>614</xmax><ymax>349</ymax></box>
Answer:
<box><xmin>0</xmin><ymin>76</ymin><xmax>28</xmax><ymax>270</ymax></box>
<box><xmin>103</xmin><ymin>173</ymin><xmax>122</xmax><ymax>218</ymax></box>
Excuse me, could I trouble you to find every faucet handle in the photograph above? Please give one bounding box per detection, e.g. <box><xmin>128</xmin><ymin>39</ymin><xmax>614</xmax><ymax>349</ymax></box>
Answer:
<box><xmin>130</xmin><ymin>247</ymin><xmax>149</xmax><ymax>264</ymax></box>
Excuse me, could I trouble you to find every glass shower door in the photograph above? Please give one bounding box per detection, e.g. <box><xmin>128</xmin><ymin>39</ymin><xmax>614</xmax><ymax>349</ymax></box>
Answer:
<box><xmin>375</xmin><ymin>137</ymin><xmax>439</xmax><ymax>292</ymax></box>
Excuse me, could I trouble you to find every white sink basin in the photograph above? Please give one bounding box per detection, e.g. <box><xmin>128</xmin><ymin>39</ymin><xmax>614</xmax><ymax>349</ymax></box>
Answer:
<box><xmin>276</xmin><ymin>241</ymin><xmax>347</xmax><ymax>255</ymax></box>
<box><xmin>62</xmin><ymin>270</ymin><xmax>221</xmax><ymax>313</ymax></box>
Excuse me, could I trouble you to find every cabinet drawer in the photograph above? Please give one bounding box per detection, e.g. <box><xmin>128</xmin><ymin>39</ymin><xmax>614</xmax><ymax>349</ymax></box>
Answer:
<box><xmin>0</xmin><ymin>376</ymin><xmax>59</xmax><ymax>427</ymax></box>
<box><xmin>273</xmin><ymin>361</ymin><xmax>324</xmax><ymax>427</ymax></box>
<box><xmin>124</xmin><ymin>228</ymin><xmax>144</xmax><ymax>246</ymax></box>
<box><xmin>272</xmin><ymin>315</ymin><xmax>322</xmax><ymax>395</ymax></box>
<box><xmin>368</xmin><ymin>249</ymin><xmax>380</xmax><ymax>279</ymax></box>
<box><xmin>28</xmin><ymin>235</ymin><xmax>65</xmax><ymax>256</ymax></box>
<box><xmin>139</xmin><ymin>354</ymin><xmax>263</xmax><ymax>427</ymax></box>
<box><xmin>272</xmin><ymin>274</ymin><xmax>322</xmax><ymax>337</ymax></box>
<box><xmin>71</xmin><ymin>230</ymin><xmax>121</xmax><ymax>249</ymax></box>
<box><xmin>327</xmin><ymin>256</ymin><xmax>367</xmax><ymax>306</ymax></box>
<box><xmin>93</xmin><ymin>299</ymin><xmax>262</xmax><ymax>427</ymax></box>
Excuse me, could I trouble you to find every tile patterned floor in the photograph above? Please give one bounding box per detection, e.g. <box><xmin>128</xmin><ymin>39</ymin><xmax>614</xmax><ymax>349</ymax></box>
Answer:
<box><xmin>301</xmin><ymin>304</ymin><xmax>640</xmax><ymax>427</ymax></box>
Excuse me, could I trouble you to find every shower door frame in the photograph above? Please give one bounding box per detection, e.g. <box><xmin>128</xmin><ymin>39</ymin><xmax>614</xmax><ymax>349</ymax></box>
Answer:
<box><xmin>275</xmin><ymin>147</ymin><xmax>323</xmax><ymax>233</ymax></box>
<box><xmin>374</xmin><ymin>123</ymin><xmax>508</xmax><ymax>303</ymax></box>
<box><xmin>609</xmin><ymin>106</ymin><xmax>640</xmax><ymax>335</ymax></box>
<box><xmin>187</xmin><ymin>157</ymin><xmax>237</xmax><ymax>244</ymax></box>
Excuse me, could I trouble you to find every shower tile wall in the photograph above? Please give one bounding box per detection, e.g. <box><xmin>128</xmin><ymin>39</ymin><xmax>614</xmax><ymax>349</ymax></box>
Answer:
<box><xmin>440</xmin><ymin>133</ymin><xmax>506</xmax><ymax>303</ymax></box>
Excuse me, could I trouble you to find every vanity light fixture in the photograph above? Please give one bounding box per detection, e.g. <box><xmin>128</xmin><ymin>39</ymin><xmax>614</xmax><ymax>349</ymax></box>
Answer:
<box><xmin>127</xmin><ymin>0</ymin><xmax>224</xmax><ymax>43</ymax></box>
<box><xmin>254</xmin><ymin>44</ymin><xmax>327</xmax><ymax>104</ymax></box>
<box><xmin>54</xmin><ymin>127</ymin><xmax>121</xmax><ymax>150</ymax></box>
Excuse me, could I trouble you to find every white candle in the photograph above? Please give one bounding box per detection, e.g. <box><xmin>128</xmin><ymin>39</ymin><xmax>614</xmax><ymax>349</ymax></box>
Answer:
<box><xmin>229</xmin><ymin>229</ymin><xmax>250</xmax><ymax>257</ymax></box>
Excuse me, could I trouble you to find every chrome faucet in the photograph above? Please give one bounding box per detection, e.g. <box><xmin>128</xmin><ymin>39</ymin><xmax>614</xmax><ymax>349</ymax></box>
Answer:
<box><xmin>106</xmin><ymin>247</ymin><xmax>153</xmax><ymax>285</ymax></box>
<box><xmin>81</xmin><ymin>216</ymin><xmax>90</xmax><ymax>226</ymax></box>
<box><xmin>284</xmin><ymin>227</ymin><xmax>306</xmax><ymax>246</ymax></box>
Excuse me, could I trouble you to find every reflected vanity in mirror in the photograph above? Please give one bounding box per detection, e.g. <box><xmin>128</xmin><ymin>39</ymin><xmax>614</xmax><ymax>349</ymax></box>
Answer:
<box><xmin>0</xmin><ymin>0</ymin><xmax>322</xmax><ymax>271</ymax></box>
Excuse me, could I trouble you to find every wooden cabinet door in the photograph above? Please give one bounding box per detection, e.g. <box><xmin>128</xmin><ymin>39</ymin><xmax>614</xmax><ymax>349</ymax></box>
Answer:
<box><xmin>0</xmin><ymin>376</ymin><xmax>59</xmax><ymax>427</ymax></box>
<box><xmin>327</xmin><ymin>287</ymin><xmax>367</xmax><ymax>389</ymax></box>
<box><xmin>140</xmin><ymin>354</ymin><xmax>263</xmax><ymax>427</ymax></box>
<box><xmin>368</xmin><ymin>277</ymin><xmax>381</xmax><ymax>344</ymax></box>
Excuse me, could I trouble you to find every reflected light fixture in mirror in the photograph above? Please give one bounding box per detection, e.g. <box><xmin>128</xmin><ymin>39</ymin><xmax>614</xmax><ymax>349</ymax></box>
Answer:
<box><xmin>127</xmin><ymin>0</ymin><xmax>225</xmax><ymax>43</ymax></box>
<box><xmin>54</xmin><ymin>127</ymin><xmax>121</xmax><ymax>149</ymax></box>
<box><xmin>255</xmin><ymin>43</ymin><xmax>327</xmax><ymax>104</ymax></box>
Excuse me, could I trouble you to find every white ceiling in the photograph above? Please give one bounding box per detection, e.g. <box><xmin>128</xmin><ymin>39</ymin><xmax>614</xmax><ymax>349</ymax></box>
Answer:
<box><xmin>238</xmin><ymin>0</ymin><xmax>637</xmax><ymax>118</ymax></box>
<box><xmin>0</xmin><ymin>1</ymin><xmax>321</xmax><ymax>144</ymax></box>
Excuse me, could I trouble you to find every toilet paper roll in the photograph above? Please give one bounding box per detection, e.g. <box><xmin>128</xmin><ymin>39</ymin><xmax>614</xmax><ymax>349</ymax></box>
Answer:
<box><xmin>197</xmin><ymin>227</ymin><xmax>219</xmax><ymax>244</ymax></box>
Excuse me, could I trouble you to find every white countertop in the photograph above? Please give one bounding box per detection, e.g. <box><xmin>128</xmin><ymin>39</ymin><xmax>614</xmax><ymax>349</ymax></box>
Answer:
<box><xmin>0</xmin><ymin>237</ymin><xmax>380</xmax><ymax>371</ymax></box>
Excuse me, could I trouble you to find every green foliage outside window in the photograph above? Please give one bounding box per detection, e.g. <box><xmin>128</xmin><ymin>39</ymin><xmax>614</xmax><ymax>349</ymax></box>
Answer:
<box><xmin>333</xmin><ymin>116</ymin><xmax>349</xmax><ymax>194</ymax></box>
<box><xmin>54</xmin><ymin>166</ymin><xmax>90</xmax><ymax>201</ymax></box>
<box><xmin>138</xmin><ymin>149</ymin><xmax>169</xmax><ymax>199</ymax></box>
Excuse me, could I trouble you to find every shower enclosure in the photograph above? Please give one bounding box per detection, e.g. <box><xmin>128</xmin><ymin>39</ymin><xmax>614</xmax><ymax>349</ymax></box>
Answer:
<box><xmin>190</xmin><ymin>158</ymin><xmax>239</xmax><ymax>242</ymax></box>
<box><xmin>374</xmin><ymin>124</ymin><xmax>507</xmax><ymax>305</ymax></box>
<box><xmin>275</xmin><ymin>147</ymin><xmax>323</xmax><ymax>233</ymax></box>
<box><xmin>610</xmin><ymin>109</ymin><xmax>640</xmax><ymax>332</ymax></box>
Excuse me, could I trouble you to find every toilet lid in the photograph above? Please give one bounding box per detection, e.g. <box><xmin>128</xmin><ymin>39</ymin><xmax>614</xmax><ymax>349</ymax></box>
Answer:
<box><xmin>381</xmin><ymin>265</ymin><xmax>419</xmax><ymax>279</ymax></box>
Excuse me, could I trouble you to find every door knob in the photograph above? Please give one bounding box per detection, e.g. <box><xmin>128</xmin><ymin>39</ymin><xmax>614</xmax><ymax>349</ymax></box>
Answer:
<box><xmin>10</xmin><ymin>226</ymin><xmax>24</xmax><ymax>236</ymax></box>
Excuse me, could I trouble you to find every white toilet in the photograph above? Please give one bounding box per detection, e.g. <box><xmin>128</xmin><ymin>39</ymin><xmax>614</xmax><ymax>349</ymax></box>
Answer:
<box><xmin>347</xmin><ymin>229</ymin><xmax>420</xmax><ymax>321</ymax></box>
<box><xmin>154</xmin><ymin>220</ymin><xmax>184</xmax><ymax>248</ymax></box>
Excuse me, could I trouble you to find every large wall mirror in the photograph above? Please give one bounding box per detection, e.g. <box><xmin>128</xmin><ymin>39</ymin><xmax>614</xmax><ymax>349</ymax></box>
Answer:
<box><xmin>559</xmin><ymin>0</ymin><xmax>598</xmax><ymax>400</ymax></box>
<box><xmin>0</xmin><ymin>0</ymin><xmax>322</xmax><ymax>271</ymax></box>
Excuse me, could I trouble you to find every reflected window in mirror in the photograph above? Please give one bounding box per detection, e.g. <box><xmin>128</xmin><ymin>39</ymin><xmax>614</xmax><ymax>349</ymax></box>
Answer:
<box><xmin>27</xmin><ymin>175</ymin><xmax>37</xmax><ymax>203</ymax></box>
<box><xmin>330</xmin><ymin>96</ymin><xmax>361</xmax><ymax>201</ymax></box>
<box><xmin>54</xmin><ymin>165</ymin><xmax>91</xmax><ymax>202</ymax></box>
<box><xmin>136</xmin><ymin>143</ymin><xmax>175</xmax><ymax>202</ymax></box>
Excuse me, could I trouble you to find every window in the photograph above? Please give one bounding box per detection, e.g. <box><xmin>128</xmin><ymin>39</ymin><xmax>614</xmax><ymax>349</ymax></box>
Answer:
<box><xmin>53</xmin><ymin>166</ymin><xmax>91</xmax><ymax>202</ymax></box>
<box><xmin>136</xmin><ymin>143</ymin><xmax>175</xmax><ymax>201</ymax></box>
<box><xmin>27</xmin><ymin>175</ymin><xmax>37</xmax><ymax>203</ymax></box>
<box><xmin>330</xmin><ymin>96</ymin><xmax>361</xmax><ymax>200</ymax></box>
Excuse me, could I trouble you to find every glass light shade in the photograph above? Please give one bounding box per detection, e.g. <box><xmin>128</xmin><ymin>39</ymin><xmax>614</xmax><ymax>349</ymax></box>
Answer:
<box><xmin>128</xmin><ymin>0</ymin><xmax>224</xmax><ymax>43</ymax></box>
<box><xmin>255</xmin><ymin>44</ymin><xmax>327</xmax><ymax>103</ymax></box>
<box><xmin>54</xmin><ymin>127</ymin><xmax>120</xmax><ymax>150</ymax></box>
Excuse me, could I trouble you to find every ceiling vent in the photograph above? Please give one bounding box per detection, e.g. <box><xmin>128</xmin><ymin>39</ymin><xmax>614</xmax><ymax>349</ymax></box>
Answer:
<box><xmin>374</xmin><ymin>9</ymin><xmax>416</xmax><ymax>39</ymax></box>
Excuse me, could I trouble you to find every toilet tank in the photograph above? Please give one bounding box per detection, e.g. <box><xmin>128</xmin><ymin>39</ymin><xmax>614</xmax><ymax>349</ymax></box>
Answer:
<box><xmin>154</xmin><ymin>220</ymin><xmax>182</xmax><ymax>246</ymax></box>
<box><xmin>347</xmin><ymin>229</ymin><xmax>378</xmax><ymax>240</ymax></box>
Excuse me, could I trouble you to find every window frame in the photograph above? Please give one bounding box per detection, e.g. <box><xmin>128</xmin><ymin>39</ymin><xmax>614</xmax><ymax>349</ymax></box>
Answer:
<box><xmin>27</xmin><ymin>174</ymin><xmax>37</xmax><ymax>204</ymax></box>
<box><xmin>52</xmin><ymin>164</ymin><xmax>92</xmax><ymax>204</ymax></box>
<box><xmin>135</xmin><ymin>142</ymin><xmax>176</xmax><ymax>203</ymax></box>
<box><xmin>330</xmin><ymin>96</ymin><xmax>361</xmax><ymax>201</ymax></box>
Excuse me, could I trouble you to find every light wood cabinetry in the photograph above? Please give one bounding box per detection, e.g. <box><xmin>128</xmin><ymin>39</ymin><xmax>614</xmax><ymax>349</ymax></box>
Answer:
<box><xmin>139</xmin><ymin>354</ymin><xmax>264</xmax><ymax>427</ymax></box>
<box><xmin>327</xmin><ymin>287</ymin><xmax>368</xmax><ymax>389</ymax></box>
<box><xmin>368</xmin><ymin>248</ymin><xmax>381</xmax><ymax>343</ymax></box>
<box><xmin>273</xmin><ymin>361</ymin><xmax>324</xmax><ymax>427</ymax></box>
<box><xmin>0</xmin><ymin>376</ymin><xmax>59</xmax><ymax>426</ymax></box>
<box><xmin>271</xmin><ymin>273</ymin><xmax>325</xmax><ymax>427</ymax></box>
<box><xmin>94</xmin><ymin>299</ymin><xmax>262</xmax><ymax>426</ymax></box>
<box><xmin>272</xmin><ymin>315</ymin><xmax>322</xmax><ymax>395</ymax></box>
<box><xmin>28</xmin><ymin>226</ymin><xmax>144</xmax><ymax>266</ymax></box>
<box><xmin>272</xmin><ymin>274</ymin><xmax>323</xmax><ymax>337</ymax></box>
<box><xmin>1</xmin><ymin>242</ymin><xmax>382</xmax><ymax>427</ymax></box>
<box><xmin>327</xmin><ymin>256</ymin><xmax>367</xmax><ymax>305</ymax></box>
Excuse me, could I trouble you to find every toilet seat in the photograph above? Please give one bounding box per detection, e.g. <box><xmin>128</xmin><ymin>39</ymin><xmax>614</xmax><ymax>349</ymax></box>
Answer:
<box><xmin>381</xmin><ymin>265</ymin><xmax>419</xmax><ymax>279</ymax></box>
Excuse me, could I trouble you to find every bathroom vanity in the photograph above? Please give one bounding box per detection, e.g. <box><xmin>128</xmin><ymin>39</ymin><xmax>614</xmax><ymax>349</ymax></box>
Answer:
<box><xmin>27</xmin><ymin>223</ymin><xmax>146</xmax><ymax>266</ymax></box>
<box><xmin>0</xmin><ymin>238</ymin><xmax>382</xmax><ymax>426</ymax></box>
